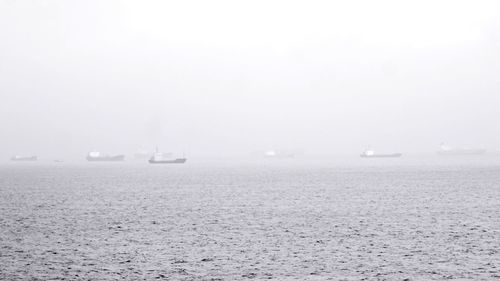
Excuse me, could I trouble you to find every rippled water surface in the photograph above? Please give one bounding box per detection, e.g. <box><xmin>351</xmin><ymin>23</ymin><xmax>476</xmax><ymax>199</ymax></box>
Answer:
<box><xmin>1</xmin><ymin>163</ymin><xmax>499</xmax><ymax>280</ymax></box>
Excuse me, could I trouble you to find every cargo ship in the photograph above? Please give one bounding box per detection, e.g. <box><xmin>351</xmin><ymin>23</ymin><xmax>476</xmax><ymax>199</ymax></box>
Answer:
<box><xmin>437</xmin><ymin>143</ymin><xmax>486</xmax><ymax>156</ymax></box>
<box><xmin>10</xmin><ymin>155</ymin><xmax>37</xmax><ymax>161</ymax></box>
<box><xmin>360</xmin><ymin>149</ymin><xmax>402</xmax><ymax>158</ymax></box>
<box><xmin>86</xmin><ymin>151</ymin><xmax>125</xmax><ymax>162</ymax></box>
<box><xmin>149</xmin><ymin>149</ymin><xmax>186</xmax><ymax>164</ymax></box>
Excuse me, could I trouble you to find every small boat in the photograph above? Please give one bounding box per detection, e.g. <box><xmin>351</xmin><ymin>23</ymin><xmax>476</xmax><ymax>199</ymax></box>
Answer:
<box><xmin>360</xmin><ymin>149</ymin><xmax>402</xmax><ymax>158</ymax></box>
<box><xmin>11</xmin><ymin>155</ymin><xmax>37</xmax><ymax>161</ymax></box>
<box><xmin>149</xmin><ymin>148</ymin><xmax>187</xmax><ymax>164</ymax></box>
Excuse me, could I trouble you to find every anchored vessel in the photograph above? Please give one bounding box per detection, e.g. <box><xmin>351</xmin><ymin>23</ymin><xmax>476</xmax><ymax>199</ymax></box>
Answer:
<box><xmin>86</xmin><ymin>152</ymin><xmax>125</xmax><ymax>162</ymax></box>
<box><xmin>360</xmin><ymin>149</ymin><xmax>402</xmax><ymax>158</ymax></box>
<box><xmin>10</xmin><ymin>155</ymin><xmax>37</xmax><ymax>161</ymax></box>
<box><xmin>437</xmin><ymin>143</ymin><xmax>486</xmax><ymax>156</ymax></box>
<box><xmin>149</xmin><ymin>149</ymin><xmax>186</xmax><ymax>164</ymax></box>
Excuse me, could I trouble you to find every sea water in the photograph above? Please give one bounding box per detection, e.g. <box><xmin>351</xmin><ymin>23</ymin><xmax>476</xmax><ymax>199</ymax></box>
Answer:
<box><xmin>1</xmin><ymin>160</ymin><xmax>499</xmax><ymax>280</ymax></box>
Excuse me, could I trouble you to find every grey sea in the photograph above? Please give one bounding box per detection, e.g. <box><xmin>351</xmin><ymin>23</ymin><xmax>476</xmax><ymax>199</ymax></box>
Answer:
<box><xmin>1</xmin><ymin>159</ymin><xmax>499</xmax><ymax>280</ymax></box>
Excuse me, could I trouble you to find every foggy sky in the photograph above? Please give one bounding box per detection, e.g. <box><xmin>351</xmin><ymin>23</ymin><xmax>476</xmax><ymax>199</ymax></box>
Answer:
<box><xmin>1</xmin><ymin>0</ymin><xmax>500</xmax><ymax>159</ymax></box>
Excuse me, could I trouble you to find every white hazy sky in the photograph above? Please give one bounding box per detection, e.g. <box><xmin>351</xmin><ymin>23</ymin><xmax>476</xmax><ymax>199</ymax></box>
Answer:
<box><xmin>1</xmin><ymin>0</ymin><xmax>500</xmax><ymax>158</ymax></box>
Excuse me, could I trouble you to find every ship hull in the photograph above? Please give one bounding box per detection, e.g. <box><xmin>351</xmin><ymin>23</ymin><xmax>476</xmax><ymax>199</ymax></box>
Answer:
<box><xmin>360</xmin><ymin>153</ymin><xmax>402</xmax><ymax>158</ymax></box>
<box><xmin>149</xmin><ymin>158</ymin><xmax>187</xmax><ymax>164</ymax></box>
<box><xmin>86</xmin><ymin>155</ymin><xmax>125</xmax><ymax>162</ymax></box>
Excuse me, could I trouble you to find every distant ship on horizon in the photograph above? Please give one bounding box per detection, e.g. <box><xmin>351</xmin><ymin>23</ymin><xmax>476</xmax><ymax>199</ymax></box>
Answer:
<box><xmin>10</xmin><ymin>155</ymin><xmax>37</xmax><ymax>162</ymax></box>
<box><xmin>148</xmin><ymin>148</ymin><xmax>187</xmax><ymax>164</ymax></box>
<box><xmin>264</xmin><ymin>149</ymin><xmax>295</xmax><ymax>159</ymax></box>
<box><xmin>360</xmin><ymin>149</ymin><xmax>402</xmax><ymax>158</ymax></box>
<box><xmin>86</xmin><ymin>151</ymin><xmax>125</xmax><ymax>162</ymax></box>
<box><xmin>437</xmin><ymin>143</ymin><xmax>486</xmax><ymax>156</ymax></box>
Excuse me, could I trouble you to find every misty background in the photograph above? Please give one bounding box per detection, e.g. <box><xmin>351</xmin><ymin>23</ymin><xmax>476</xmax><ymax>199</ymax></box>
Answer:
<box><xmin>1</xmin><ymin>0</ymin><xmax>500</xmax><ymax>160</ymax></box>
